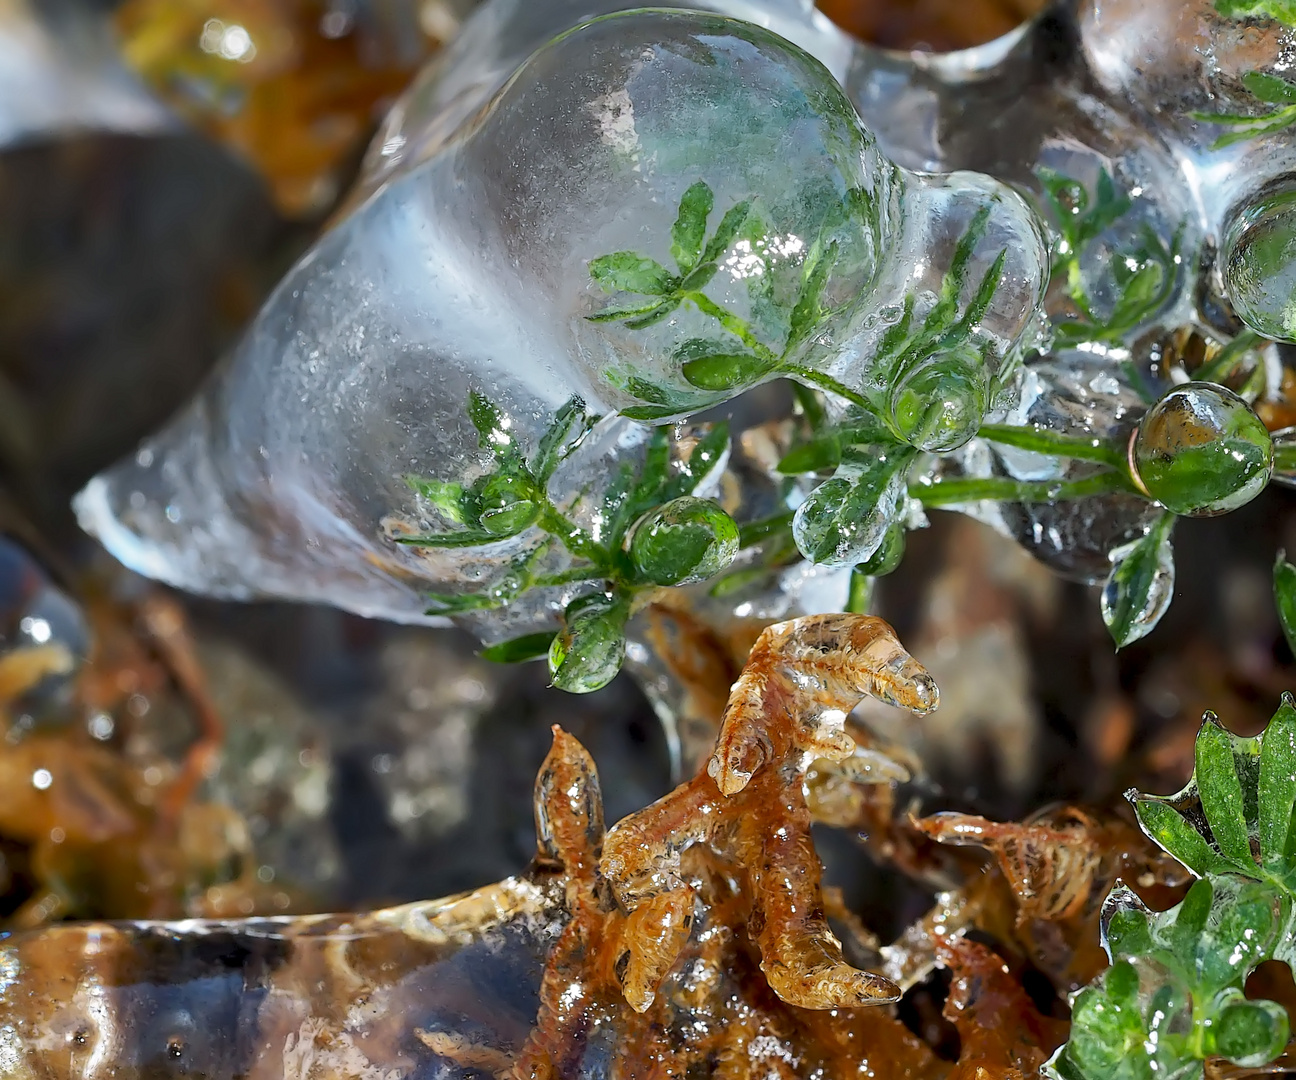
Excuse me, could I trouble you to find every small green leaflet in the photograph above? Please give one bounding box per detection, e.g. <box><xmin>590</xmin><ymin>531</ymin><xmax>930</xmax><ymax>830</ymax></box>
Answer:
<box><xmin>670</xmin><ymin>181</ymin><xmax>714</xmax><ymax>273</ymax></box>
<box><xmin>480</xmin><ymin>632</ymin><xmax>558</xmax><ymax>664</ymax></box>
<box><xmin>1129</xmin><ymin>696</ymin><xmax>1296</xmax><ymax>894</ymax></box>
<box><xmin>1274</xmin><ymin>551</ymin><xmax>1296</xmax><ymax>656</ymax></box>
<box><xmin>1191</xmin><ymin>70</ymin><xmax>1296</xmax><ymax>148</ymax></box>
<box><xmin>1100</xmin><ymin>512</ymin><xmax>1175</xmax><ymax>648</ymax></box>
<box><xmin>588</xmin><ymin>252</ymin><xmax>677</xmax><ymax>296</ymax></box>
<box><xmin>1048</xmin><ymin>698</ymin><xmax>1296</xmax><ymax>1079</ymax></box>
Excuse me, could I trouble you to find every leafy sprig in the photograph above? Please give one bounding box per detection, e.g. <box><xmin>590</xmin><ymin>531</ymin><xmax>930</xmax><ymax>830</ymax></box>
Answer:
<box><xmin>1191</xmin><ymin>70</ymin><xmax>1296</xmax><ymax>149</ymax></box>
<box><xmin>1049</xmin><ymin>698</ymin><xmax>1296</xmax><ymax>1079</ymax></box>
<box><xmin>1037</xmin><ymin>166</ymin><xmax>1179</xmax><ymax>349</ymax></box>
<box><xmin>590</xmin><ymin>179</ymin><xmax>905</xmax><ymax>420</ymax></box>
<box><xmin>396</xmin><ymin>391</ymin><xmax>739</xmax><ymax>690</ymax></box>
<box><xmin>1101</xmin><ymin>512</ymin><xmax>1176</xmax><ymax>649</ymax></box>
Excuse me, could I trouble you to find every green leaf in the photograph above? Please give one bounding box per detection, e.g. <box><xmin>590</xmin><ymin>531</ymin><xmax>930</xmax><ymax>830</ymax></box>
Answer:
<box><xmin>468</xmin><ymin>390</ymin><xmax>513</xmax><ymax>456</ymax></box>
<box><xmin>1210</xmin><ymin>111</ymin><xmax>1296</xmax><ymax>149</ymax></box>
<box><xmin>1259</xmin><ymin>692</ymin><xmax>1296</xmax><ymax>869</ymax></box>
<box><xmin>585</xmin><ymin>300</ymin><xmax>668</xmax><ymax>323</ymax></box>
<box><xmin>938</xmin><ymin>204</ymin><xmax>991</xmax><ymax>312</ymax></box>
<box><xmin>1243</xmin><ymin>69</ymin><xmax>1296</xmax><ymax>104</ymax></box>
<box><xmin>480</xmin><ymin>632</ymin><xmax>558</xmax><ymax>664</ymax></box>
<box><xmin>1132</xmin><ymin>797</ymin><xmax>1232</xmax><ymax>878</ymax></box>
<box><xmin>533</xmin><ymin>396</ymin><xmax>594</xmax><ymax>482</ymax></box>
<box><xmin>1108</xmin><ymin>256</ymin><xmax>1169</xmax><ymax>334</ymax></box>
<box><xmin>681</xmin><ymin>349</ymin><xmax>773</xmax><ymax>391</ymax></box>
<box><xmin>786</xmin><ymin>240</ymin><xmax>840</xmax><ymax>352</ymax></box>
<box><xmin>406</xmin><ymin>475</ymin><xmax>467</xmax><ymax>524</ymax></box>
<box><xmin>623</xmin><ymin>297</ymin><xmax>682</xmax><ymax>329</ymax></box>
<box><xmin>1275</xmin><ymin>552</ymin><xmax>1296</xmax><ymax>657</ymax></box>
<box><xmin>677</xmin><ymin>262</ymin><xmax>719</xmax><ymax>292</ymax></box>
<box><xmin>588</xmin><ymin>251</ymin><xmax>677</xmax><ymax>296</ymax></box>
<box><xmin>1194</xmin><ymin>718</ymin><xmax>1254</xmax><ymax>866</ymax></box>
<box><xmin>611</xmin><ymin>372</ymin><xmax>719</xmax><ymax>420</ymax></box>
<box><xmin>1075</xmin><ymin>168</ymin><xmax>1133</xmax><ymax>251</ymax></box>
<box><xmin>1126</xmin><ymin>699</ymin><xmax>1296</xmax><ymax>888</ymax></box>
<box><xmin>670</xmin><ymin>181</ymin><xmax>714</xmax><ymax>273</ymax></box>
<box><xmin>628</xmin><ymin>496</ymin><xmax>739</xmax><ymax>586</ymax></box>
<box><xmin>620</xmin><ymin>402</ymin><xmax>685</xmax><ymax>421</ymax></box>
<box><xmin>665</xmin><ymin>422</ymin><xmax>730</xmax><ymax>501</ymax></box>
<box><xmin>958</xmin><ymin>249</ymin><xmax>1007</xmax><ymax>333</ymax></box>
<box><xmin>548</xmin><ymin>593</ymin><xmax>630</xmax><ymax>694</ymax></box>
<box><xmin>395</xmin><ymin>528</ymin><xmax>505</xmax><ymax>549</ymax></box>
<box><xmin>1101</xmin><ymin>513</ymin><xmax>1176</xmax><ymax>648</ymax></box>
<box><xmin>1102</xmin><ymin>887</ymin><xmax>1156</xmax><ymax>960</ymax></box>
<box><xmin>700</xmin><ymin>199</ymin><xmax>753</xmax><ymax>264</ymax></box>
<box><xmin>792</xmin><ymin>448</ymin><xmax>916</xmax><ymax>567</ymax></box>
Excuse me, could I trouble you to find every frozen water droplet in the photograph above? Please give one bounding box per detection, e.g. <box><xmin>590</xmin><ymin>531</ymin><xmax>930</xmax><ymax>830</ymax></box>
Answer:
<box><xmin>1224</xmin><ymin>183</ymin><xmax>1296</xmax><ymax>343</ymax></box>
<box><xmin>888</xmin><ymin>344</ymin><xmax>987</xmax><ymax>453</ymax></box>
<box><xmin>1133</xmin><ymin>383</ymin><xmax>1273</xmax><ymax>516</ymax></box>
<box><xmin>791</xmin><ymin>447</ymin><xmax>910</xmax><ymax>568</ymax></box>
<box><xmin>549</xmin><ymin>593</ymin><xmax>628</xmax><ymax>694</ymax></box>
<box><xmin>73</xmin><ymin>4</ymin><xmax>1048</xmax><ymax>631</ymax></box>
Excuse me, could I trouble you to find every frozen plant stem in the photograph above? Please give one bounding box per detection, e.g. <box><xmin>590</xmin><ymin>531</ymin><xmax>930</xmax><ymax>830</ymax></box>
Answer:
<box><xmin>910</xmin><ymin>470</ymin><xmax>1133</xmax><ymax>507</ymax></box>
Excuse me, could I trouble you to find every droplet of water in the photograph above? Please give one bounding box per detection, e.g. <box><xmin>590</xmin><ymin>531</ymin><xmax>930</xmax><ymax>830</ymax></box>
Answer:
<box><xmin>628</xmin><ymin>497</ymin><xmax>739</xmax><ymax>586</ymax></box>
<box><xmin>1224</xmin><ymin>184</ymin><xmax>1296</xmax><ymax>343</ymax></box>
<box><xmin>1133</xmin><ymin>383</ymin><xmax>1272</xmax><ymax>516</ymax></box>
<box><xmin>888</xmin><ymin>345</ymin><xmax>987</xmax><ymax>453</ymax></box>
<box><xmin>548</xmin><ymin>593</ymin><xmax>629</xmax><ymax>694</ymax></box>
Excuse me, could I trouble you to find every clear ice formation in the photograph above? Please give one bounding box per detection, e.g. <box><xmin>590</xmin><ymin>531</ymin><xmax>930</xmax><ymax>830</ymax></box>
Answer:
<box><xmin>72</xmin><ymin>0</ymin><xmax>1296</xmax><ymax>633</ymax></box>
<box><xmin>73</xmin><ymin>1</ymin><xmax>1045</xmax><ymax>629</ymax></box>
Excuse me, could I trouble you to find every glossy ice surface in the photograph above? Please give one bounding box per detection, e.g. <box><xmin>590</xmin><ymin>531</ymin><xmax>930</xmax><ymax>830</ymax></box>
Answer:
<box><xmin>73</xmin><ymin>0</ymin><xmax>1046</xmax><ymax>630</ymax></box>
<box><xmin>70</xmin><ymin>0</ymin><xmax>1296</xmax><ymax>636</ymax></box>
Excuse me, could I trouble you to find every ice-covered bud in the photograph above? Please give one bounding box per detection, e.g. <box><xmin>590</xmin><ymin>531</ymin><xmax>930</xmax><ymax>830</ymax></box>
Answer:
<box><xmin>1224</xmin><ymin>184</ymin><xmax>1296</xmax><ymax>343</ymax></box>
<box><xmin>791</xmin><ymin>446</ymin><xmax>911</xmax><ymax>568</ymax></box>
<box><xmin>888</xmin><ymin>344</ymin><xmax>987</xmax><ymax>453</ymax></box>
<box><xmin>1133</xmin><ymin>384</ymin><xmax>1273</xmax><ymax>517</ymax></box>
<box><xmin>855</xmin><ymin>522</ymin><xmax>906</xmax><ymax>577</ymax></box>
<box><xmin>473</xmin><ymin>473</ymin><xmax>541</xmax><ymax>537</ymax></box>
<box><xmin>548</xmin><ymin>593</ymin><xmax>629</xmax><ymax>694</ymax></box>
<box><xmin>1208</xmin><ymin>990</ymin><xmax>1290</xmax><ymax>1069</ymax></box>
<box><xmin>628</xmin><ymin>497</ymin><xmax>739</xmax><ymax>586</ymax></box>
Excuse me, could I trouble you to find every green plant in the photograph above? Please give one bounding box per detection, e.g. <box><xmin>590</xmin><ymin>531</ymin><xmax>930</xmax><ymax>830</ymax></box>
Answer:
<box><xmin>1036</xmin><ymin>166</ymin><xmax>1179</xmax><ymax>355</ymax></box>
<box><xmin>1048</xmin><ymin>696</ymin><xmax>1296</xmax><ymax>1079</ymax></box>
<box><xmin>588</xmin><ymin>178</ymin><xmax>1006</xmax><ymax>443</ymax></box>
<box><xmin>1191</xmin><ymin>70</ymin><xmax>1296</xmax><ymax>149</ymax></box>
<box><xmin>397</xmin><ymin>391</ymin><xmax>740</xmax><ymax>690</ymax></box>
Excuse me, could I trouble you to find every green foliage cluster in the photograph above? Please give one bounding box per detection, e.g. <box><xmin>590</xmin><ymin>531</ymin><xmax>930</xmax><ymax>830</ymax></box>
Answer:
<box><xmin>589</xmin><ymin>178</ymin><xmax>884</xmax><ymax>420</ymax></box>
<box><xmin>1049</xmin><ymin>694</ymin><xmax>1296</xmax><ymax>1079</ymax></box>
<box><xmin>1037</xmin><ymin>166</ymin><xmax>1178</xmax><ymax>350</ymax></box>
<box><xmin>398</xmin><ymin>392</ymin><xmax>740</xmax><ymax>690</ymax></box>
<box><xmin>392</xmin><ymin>165</ymin><xmax>1288</xmax><ymax>682</ymax></box>
<box><xmin>1192</xmin><ymin>71</ymin><xmax>1296</xmax><ymax>149</ymax></box>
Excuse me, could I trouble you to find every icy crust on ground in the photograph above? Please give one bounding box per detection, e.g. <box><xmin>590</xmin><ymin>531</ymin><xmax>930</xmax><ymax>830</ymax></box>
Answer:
<box><xmin>75</xmin><ymin>6</ymin><xmax>1045</xmax><ymax>629</ymax></box>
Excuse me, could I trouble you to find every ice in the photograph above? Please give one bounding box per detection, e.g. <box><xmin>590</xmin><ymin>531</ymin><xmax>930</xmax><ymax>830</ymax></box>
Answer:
<box><xmin>1100</xmin><ymin>518</ymin><xmax>1176</xmax><ymax>646</ymax></box>
<box><xmin>75</xmin><ymin>5</ymin><xmax>1045</xmax><ymax>629</ymax></box>
<box><xmin>67</xmin><ymin>0</ymin><xmax>1296</xmax><ymax>644</ymax></box>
